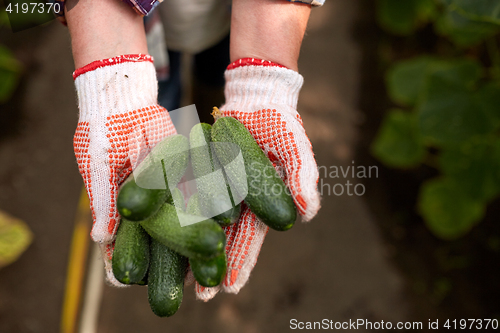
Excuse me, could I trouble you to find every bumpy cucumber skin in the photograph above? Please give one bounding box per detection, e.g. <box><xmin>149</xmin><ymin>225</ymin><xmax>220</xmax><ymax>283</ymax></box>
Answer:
<box><xmin>189</xmin><ymin>253</ymin><xmax>226</xmax><ymax>287</ymax></box>
<box><xmin>140</xmin><ymin>203</ymin><xmax>225</xmax><ymax>260</ymax></box>
<box><xmin>148</xmin><ymin>239</ymin><xmax>188</xmax><ymax>317</ymax></box>
<box><xmin>190</xmin><ymin>123</ymin><xmax>241</xmax><ymax>226</ymax></box>
<box><xmin>117</xmin><ymin>178</ymin><xmax>167</xmax><ymax>222</ymax></box>
<box><xmin>167</xmin><ymin>188</ymin><xmax>185</xmax><ymax>211</ymax></box>
<box><xmin>211</xmin><ymin>117</ymin><xmax>297</xmax><ymax>231</ymax></box>
<box><xmin>186</xmin><ymin>193</ymin><xmax>202</xmax><ymax>215</ymax></box>
<box><xmin>117</xmin><ymin>135</ymin><xmax>189</xmax><ymax>222</ymax></box>
<box><xmin>112</xmin><ymin>219</ymin><xmax>150</xmax><ymax>284</ymax></box>
<box><xmin>185</xmin><ymin>195</ymin><xmax>227</xmax><ymax>287</ymax></box>
<box><xmin>213</xmin><ymin>201</ymin><xmax>240</xmax><ymax>226</ymax></box>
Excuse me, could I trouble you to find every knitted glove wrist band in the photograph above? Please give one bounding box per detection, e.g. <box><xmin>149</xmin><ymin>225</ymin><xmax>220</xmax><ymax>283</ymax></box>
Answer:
<box><xmin>74</xmin><ymin>54</ymin><xmax>158</xmax><ymax>115</ymax></box>
<box><xmin>224</xmin><ymin>58</ymin><xmax>304</xmax><ymax>110</ymax></box>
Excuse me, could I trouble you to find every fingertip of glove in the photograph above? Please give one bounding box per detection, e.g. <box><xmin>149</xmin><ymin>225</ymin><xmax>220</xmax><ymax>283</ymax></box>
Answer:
<box><xmin>221</xmin><ymin>267</ymin><xmax>252</xmax><ymax>295</ymax></box>
<box><xmin>91</xmin><ymin>221</ymin><xmax>118</xmax><ymax>243</ymax></box>
<box><xmin>98</xmin><ymin>243</ymin><xmax>129</xmax><ymax>288</ymax></box>
<box><xmin>185</xmin><ymin>267</ymin><xmax>196</xmax><ymax>286</ymax></box>
<box><xmin>299</xmin><ymin>190</ymin><xmax>321</xmax><ymax>222</ymax></box>
<box><xmin>195</xmin><ymin>283</ymin><xmax>220</xmax><ymax>302</ymax></box>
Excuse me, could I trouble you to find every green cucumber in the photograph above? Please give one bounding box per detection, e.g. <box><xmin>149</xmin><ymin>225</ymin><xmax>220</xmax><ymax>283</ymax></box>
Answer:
<box><xmin>167</xmin><ymin>188</ymin><xmax>185</xmax><ymax>211</ymax></box>
<box><xmin>117</xmin><ymin>177</ymin><xmax>167</xmax><ymax>222</ymax></box>
<box><xmin>148</xmin><ymin>239</ymin><xmax>188</xmax><ymax>317</ymax></box>
<box><xmin>189</xmin><ymin>253</ymin><xmax>226</xmax><ymax>288</ymax></box>
<box><xmin>185</xmin><ymin>193</ymin><xmax>227</xmax><ymax>287</ymax></box>
<box><xmin>211</xmin><ymin>117</ymin><xmax>297</xmax><ymax>231</ymax></box>
<box><xmin>189</xmin><ymin>123</ymin><xmax>241</xmax><ymax>226</ymax></box>
<box><xmin>140</xmin><ymin>203</ymin><xmax>225</xmax><ymax>260</ymax></box>
<box><xmin>112</xmin><ymin>219</ymin><xmax>150</xmax><ymax>284</ymax></box>
<box><xmin>136</xmin><ymin>271</ymin><xmax>148</xmax><ymax>286</ymax></box>
<box><xmin>186</xmin><ymin>193</ymin><xmax>201</xmax><ymax>215</ymax></box>
<box><xmin>133</xmin><ymin>134</ymin><xmax>189</xmax><ymax>192</ymax></box>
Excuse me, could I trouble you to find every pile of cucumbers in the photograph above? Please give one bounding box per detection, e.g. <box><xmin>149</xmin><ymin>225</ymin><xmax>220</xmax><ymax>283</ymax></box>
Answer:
<box><xmin>113</xmin><ymin>116</ymin><xmax>297</xmax><ymax>317</ymax></box>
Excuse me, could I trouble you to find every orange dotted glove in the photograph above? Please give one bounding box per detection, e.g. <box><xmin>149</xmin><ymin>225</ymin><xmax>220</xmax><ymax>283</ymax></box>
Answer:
<box><xmin>196</xmin><ymin>58</ymin><xmax>321</xmax><ymax>300</ymax></box>
<box><xmin>73</xmin><ymin>55</ymin><xmax>177</xmax><ymax>286</ymax></box>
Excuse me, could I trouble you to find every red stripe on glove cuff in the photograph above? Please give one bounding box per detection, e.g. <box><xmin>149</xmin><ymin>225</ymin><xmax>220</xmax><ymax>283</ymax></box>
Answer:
<box><xmin>73</xmin><ymin>54</ymin><xmax>154</xmax><ymax>80</ymax></box>
<box><xmin>227</xmin><ymin>58</ymin><xmax>288</xmax><ymax>70</ymax></box>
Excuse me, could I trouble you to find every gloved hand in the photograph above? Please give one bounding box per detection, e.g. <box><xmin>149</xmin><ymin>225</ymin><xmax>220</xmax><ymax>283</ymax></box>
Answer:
<box><xmin>73</xmin><ymin>54</ymin><xmax>177</xmax><ymax>286</ymax></box>
<box><xmin>195</xmin><ymin>58</ymin><xmax>321</xmax><ymax>300</ymax></box>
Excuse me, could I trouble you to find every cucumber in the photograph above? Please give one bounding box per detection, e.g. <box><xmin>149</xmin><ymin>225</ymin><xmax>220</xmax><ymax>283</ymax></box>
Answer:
<box><xmin>186</xmin><ymin>193</ymin><xmax>201</xmax><ymax>215</ymax></box>
<box><xmin>148</xmin><ymin>239</ymin><xmax>188</xmax><ymax>317</ymax></box>
<box><xmin>189</xmin><ymin>123</ymin><xmax>241</xmax><ymax>226</ymax></box>
<box><xmin>112</xmin><ymin>219</ymin><xmax>150</xmax><ymax>284</ymax></box>
<box><xmin>136</xmin><ymin>271</ymin><xmax>148</xmax><ymax>286</ymax></box>
<box><xmin>167</xmin><ymin>188</ymin><xmax>185</xmax><ymax>211</ymax></box>
<box><xmin>140</xmin><ymin>203</ymin><xmax>226</xmax><ymax>260</ymax></box>
<box><xmin>189</xmin><ymin>253</ymin><xmax>226</xmax><ymax>287</ymax></box>
<box><xmin>117</xmin><ymin>177</ymin><xmax>167</xmax><ymax>222</ymax></box>
<box><xmin>211</xmin><ymin>116</ymin><xmax>297</xmax><ymax>231</ymax></box>
<box><xmin>133</xmin><ymin>134</ymin><xmax>189</xmax><ymax>197</ymax></box>
<box><xmin>185</xmin><ymin>193</ymin><xmax>227</xmax><ymax>287</ymax></box>
<box><xmin>117</xmin><ymin>135</ymin><xmax>189</xmax><ymax>221</ymax></box>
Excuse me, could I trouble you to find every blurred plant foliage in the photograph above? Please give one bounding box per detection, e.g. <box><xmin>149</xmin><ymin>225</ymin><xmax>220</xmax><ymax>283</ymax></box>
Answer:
<box><xmin>0</xmin><ymin>9</ymin><xmax>22</xmax><ymax>103</ymax></box>
<box><xmin>0</xmin><ymin>210</ymin><xmax>32</xmax><ymax>269</ymax></box>
<box><xmin>373</xmin><ymin>0</ymin><xmax>500</xmax><ymax>240</ymax></box>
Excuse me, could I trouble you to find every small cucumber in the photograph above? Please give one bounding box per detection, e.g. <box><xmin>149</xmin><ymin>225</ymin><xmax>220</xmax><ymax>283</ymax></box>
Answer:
<box><xmin>186</xmin><ymin>193</ymin><xmax>202</xmax><ymax>215</ymax></box>
<box><xmin>133</xmin><ymin>134</ymin><xmax>189</xmax><ymax>192</ymax></box>
<box><xmin>190</xmin><ymin>123</ymin><xmax>241</xmax><ymax>226</ymax></box>
<box><xmin>117</xmin><ymin>177</ymin><xmax>167</xmax><ymax>222</ymax></box>
<box><xmin>189</xmin><ymin>253</ymin><xmax>226</xmax><ymax>287</ymax></box>
<box><xmin>136</xmin><ymin>271</ymin><xmax>148</xmax><ymax>286</ymax></box>
<box><xmin>185</xmin><ymin>193</ymin><xmax>227</xmax><ymax>287</ymax></box>
<box><xmin>117</xmin><ymin>135</ymin><xmax>189</xmax><ymax>221</ymax></box>
<box><xmin>211</xmin><ymin>117</ymin><xmax>297</xmax><ymax>231</ymax></box>
<box><xmin>167</xmin><ymin>188</ymin><xmax>185</xmax><ymax>211</ymax></box>
<box><xmin>148</xmin><ymin>239</ymin><xmax>188</xmax><ymax>317</ymax></box>
<box><xmin>112</xmin><ymin>219</ymin><xmax>150</xmax><ymax>284</ymax></box>
<box><xmin>140</xmin><ymin>203</ymin><xmax>226</xmax><ymax>260</ymax></box>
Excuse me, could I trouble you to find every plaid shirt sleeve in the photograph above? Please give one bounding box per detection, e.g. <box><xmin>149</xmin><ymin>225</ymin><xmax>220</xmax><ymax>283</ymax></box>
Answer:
<box><xmin>288</xmin><ymin>0</ymin><xmax>324</xmax><ymax>5</ymax></box>
<box><xmin>54</xmin><ymin>0</ymin><xmax>323</xmax><ymax>26</ymax></box>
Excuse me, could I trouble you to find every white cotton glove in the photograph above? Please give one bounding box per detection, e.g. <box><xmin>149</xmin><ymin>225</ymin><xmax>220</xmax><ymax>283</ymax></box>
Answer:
<box><xmin>195</xmin><ymin>58</ymin><xmax>321</xmax><ymax>300</ymax></box>
<box><xmin>73</xmin><ymin>55</ymin><xmax>177</xmax><ymax>286</ymax></box>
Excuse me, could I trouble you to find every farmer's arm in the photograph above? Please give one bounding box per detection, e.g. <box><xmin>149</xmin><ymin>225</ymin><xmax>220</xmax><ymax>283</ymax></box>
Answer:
<box><xmin>65</xmin><ymin>0</ymin><xmax>148</xmax><ymax>68</ymax></box>
<box><xmin>230</xmin><ymin>0</ymin><xmax>311</xmax><ymax>72</ymax></box>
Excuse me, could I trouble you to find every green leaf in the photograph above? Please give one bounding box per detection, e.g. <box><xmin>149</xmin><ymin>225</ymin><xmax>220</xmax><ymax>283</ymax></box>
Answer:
<box><xmin>0</xmin><ymin>10</ymin><xmax>10</xmax><ymax>28</ymax></box>
<box><xmin>371</xmin><ymin>109</ymin><xmax>427</xmax><ymax>168</ymax></box>
<box><xmin>377</xmin><ymin>0</ymin><xmax>438</xmax><ymax>35</ymax></box>
<box><xmin>387</xmin><ymin>56</ymin><xmax>440</xmax><ymax>106</ymax></box>
<box><xmin>0</xmin><ymin>45</ymin><xmax>22</xmax><ymax>103</ymax></box>
<box><xmin>417</xmin><ymin>59</ymin><xmax>493</xmax><ymax>146</ymax></box>
<box><xmin>439</xmin><ymin>137</ymin><xmax>500</xmax><ymax>201</ymax></box>
<box><xmin>0</xmin><ymin>210</ymin><xmax>33</xmax><ymax>269</ymax></box>
<box><xmin>4</xmin><ymin>1</ymin><xmax>55</xmax><ymax>32</ymax></box>
<box><xmin>418</xmin><ymin>178</ymin><xmax>485</xmax><ymax>240</ymax></box>
<box><xmin>448</xmin><ymin>0</ymin><xmax>500</xmax><ymax>25</ymax></box>
<box><xmin>435</xmin><ymin>9</ymin><xmax>500</xmax><ymax>47</ymax></box>
<box><xmin>475</xmin><ymin>81</ymin><xmax>500</xmax><ymax>127</ymax></box>
<box><xmin>387</xmin><ymin>57</ymin><xmax>483</xmax><ymax>106</ymax></box>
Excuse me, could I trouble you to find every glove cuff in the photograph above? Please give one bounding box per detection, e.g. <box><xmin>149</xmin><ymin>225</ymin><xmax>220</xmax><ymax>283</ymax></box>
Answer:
<box><xmin>224</xmin><ymin>58</ymin><xmax>304</xmax><ymax>110</ymax></box>
<box><xmin>74</xmin><ymin>54</ymin><xmax>159</xmax><ymax>119</ymax></box>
